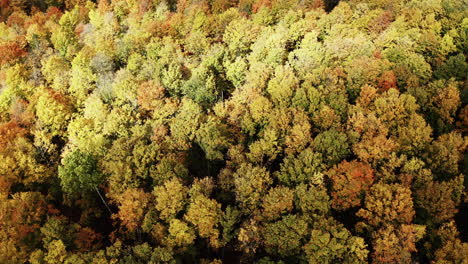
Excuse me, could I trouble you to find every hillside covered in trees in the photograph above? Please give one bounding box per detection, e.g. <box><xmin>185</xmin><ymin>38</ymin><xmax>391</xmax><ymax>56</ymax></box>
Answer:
<box><xmin>0</xmin><ymin>0</ymin><xmax>467</xmax><ymax>263</ymax></box>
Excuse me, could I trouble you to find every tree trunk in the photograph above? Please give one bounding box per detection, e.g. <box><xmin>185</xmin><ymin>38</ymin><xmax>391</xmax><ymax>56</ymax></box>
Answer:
<box><xmin>95</xmin><ymin>186</ymin><xmax>112</xmax><ymax>214</ymax></box>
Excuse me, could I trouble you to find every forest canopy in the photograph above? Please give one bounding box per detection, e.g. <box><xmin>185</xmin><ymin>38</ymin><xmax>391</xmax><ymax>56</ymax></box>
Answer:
<box><xmin>0</xmin><ymin>0</ymin><xmax>467</xmax><ymax>263</ymax></box>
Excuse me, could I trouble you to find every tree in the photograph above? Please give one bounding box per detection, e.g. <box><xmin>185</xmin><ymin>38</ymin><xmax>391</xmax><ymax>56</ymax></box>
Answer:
<box><xmin>327</xmin><ymin>160</ymin><xmax>374</xmax><ymax>210</ymax></box>
<box><xmin>313</xmin><ymin>129</ymin><xmax>350</xmax><ymax>165</ymax></box>
<box><xmin>304</xmin><ymin>218</ymin><xmax>368</xmax><ymax>264</ymax></box>
<box><xmin>153</xmin><ymin>177</ymin><xmax>189</xmax><ymax>222</ymax></box>
<box><xmin>356</xmin><ymin>183</ymin><xmax>424</xmax><ymax>263</ymax></box>
<box><xmin>275</xmin><ymin>148</ymin><xmax>325</xmax><ymax>186</ymax></box>
<box><xmin>66</xmin><ymin>115</ymin><xmax>109</xmax><ymax>157</ymax></box>
<box><xmin>195</xmin><ymin>115</ymin><xmax>231</xmax><ymax>160</ymax></box>
<box><xmin>0</xmin><ymin>122</ymin><xmax>50</xmax><ymax>190</ymax></box>
<box><xmin>100</xmin><ymin>124</ymin><xmax>159</xmax><ymax>197</ymax></box>
<box><xmin>34</xmin><ymin>88</ymin><xmax>73</xmax><ymax>137</ymax></box>
<box><xmin>430</xmin><ymin>80</ymin><xmax>461</xmax><ymax>131</ymax></box>
<box><xmin>434</xmin><ymin>53</ymin><xmax>468</xmax><ymax>81</ymax></box>
<box><xmin>219</xmin><ymin>205</ymin><xmax>240</xmax><ymax>246</ymax></box>
<box><xmin>266</xmin><ymin>65</ymin><xmax>298</xmax><ymax>107</ymax></box>
<box><xmin>136</xmin><ymin>80</ymin><xmax>166</xmax><ymax>111</ymax></box>
<box><xmin>284</xmin><ymin>108</ymin><xmax>312</xmax><ymax>155</ymax></box>
<box><xmin>169</xmin><ymin>98</ymin><xmax>203</xmax><ymax>149</ymax></box>
<box><xmin>373</xmin><ymin>88</ymin><xmax>419</xmax><ymax>130</ymax></box>
<box><xmin>370</xmin><ymin>224</ymin><xmax>425</xmax><ymax>264</ymax></box>
<box><xmin>0</xmin><ymin>40</ymin><xmax>27</xmax><ymax>66</ymax></box>
<box><xmin>182</xmin><ymin>58</ymin><xmax>221</xmax><ymax>107</ymax></box>
<box><xmin>238</xmin><ymin>218</ymin><xmax>262</xmax><ymax>256</ymax></box>
<box><xmin>58</xmin><ymin>150</ymin><xmax>103</xmax><ymax>196</ymax></box>
<box><xmin>433</xmin><ymin>221</ymin><xmax>468</xmax><ymax>264</ymax></box>
<box><xmin>312</xmin><ymin>105</ymin><xmax>341</xmax><ymax>131</ymax></box>
<box><xmin>113</xmin><ymin>188</ymin><xmax>150</xmax><ymax>232</ymax></box>
<box><xmin>184</xmin><ymin>194</ymin><xmax>222</xmax><ymax>248</ymax></box>
<box><xmin>50</xmin><ymin>6</ymin><xmax>81</xmax><ymax>59</ymax></box>
<box><xmin>40</xmin><ymin>217</ymin><xmax>77</xmax><ymax>249</ymax></box>
<box><xmin>0</xmin><ymin>0</ymin><xmax>466</xmax><ymax>261</ymax></box>
<box><xmin>347</xmin><ymin>109</ymin><xmax>397</xmax><ymax>167</ymax></box>
<box><xmin>0</xmin><ymin>64</ymin><xmax>31</xmax><ymax>115</ymax></box>
<box><xmin>0</xmin><ymin>192</ymin><xmax>47</xmax><ymax>263</ymax></box>
<box><xmin>357</xmin><ymin>183</ymin><xmax>414</xmax><ymax>230</ymax></box>
<box><xmin>68</xmin><ymin>50</ymin><xmax>96</xmax><ymax>106</ymax></box>
<box><xmin>248</xmin><ymin>25</ymin><xmax>289</xmax><ymax>67</ymax></box>
<box><xmin>233</xmin><ymin>163</ymin><xmax>272</xmax><ymax>213</ymax></box>
<box><xmin>394</xmin><ymin>113</ymin><xmax>432</xmax><ymax>156</ymax></box>
<box><xmin>288</xmin><ymin>31</ymin><xmax>326</xmax><ymax>80</ymax></box>
<box><xmin>426</xmin><ymin>132</ymin><xmax>467</xmax><ymax>178</ymax></box>
<box><xmin>261</xmin><ymin>214</ymin><xmax>308</xmax><ymax>258</ymax></box>
<box><xmin>41</xmin><ymin>54</ymin><xmax>71</xmax><ymax>93</ymax></box>
<box><xmin>44</xmin><ymin>240</ymin><xmax>68</xmax><ymax>264</ymax></box>
<box><xmin>261</xmin><ymin>186</ymin><xmax>294</xmax><ymax>221</ymax></box>
<box><xmin>294</xmin><ymin>184</ymin><xmax>330</xmax><ymax>220</ymax></box>
<box><xmin>414</xmin><ymin>175</ymin><xmax>464</xmax><ymax>224</ymax></box>
<box><xmin>224</xmin><ymin>56</ymin><xmax>248</xmax><ymax>88</ymax></box>
<box><xmin>165</xmin><ymin>219</ymin><xmax>196</xmax><ymax>249</ymax></box>
<box><xmin>383</xmin><ymin>49</ymin><xmax>432</xmax><ymax>89</ymax></box>
<box><xmin>223</xmin><ymin>18</ymin><xmax>261</xmax><ymax>56</ymax></box>
<box><xmin>74</xmin><ymin>227</ymin><xmax>102</xmax><ymax>252</ymax></box>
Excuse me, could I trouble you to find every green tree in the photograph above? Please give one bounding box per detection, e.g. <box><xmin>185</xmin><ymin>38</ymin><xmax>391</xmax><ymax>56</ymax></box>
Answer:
<box><xmin>195</xmin><ymin>115</ymin><xmax>231</xmax><ymax>160</ymax></box>
<box><xmin>275</xmin><ymin>148</ymin><xmax>325</xmax><ymax>186</ymax></box>
<box><xmin>304</xmin><ymin>218</ymin><xmax>368</xmax><ymax>264</ymax></box>
<box><xmin>294</xmin><ymin>184</ymin><xmax>331</xmax><ymax>221</ymax></box>
<box><xmin>426</xmin><ymin>132</ymin><xmax>467</xmax><ymax>178</ymax></box>
<box><xmin>58</xmin><ymin>150</ymin><xmax>103</xmax><ymax>196</ymax></box>
<box><xmin>233</xmin><ymin>163</ymin><xmax>272</xmax><ymax>213</ymax></box>
<box><xmin>313</xmin><ymin>129</ymin><xmax>350</xmax><ymax>165</ymax></box>
<box><xmin>50</xmin><ymin>6</ymin><xmax>82</xmax><ymax>59</ymax></box>
<box><xmin>266</xmin><ymin>65</ymin><xmax>298</xmax><ymax>107</ymax></box>
<box><xmin>58</xmin><ymin>150</ymin><xmax>111</xmax><ymax>214</ymax></box>
<box><xmin>261</xmin><ymin>214</ymin><xmax>308</xmax><ymax>258</ymax></box>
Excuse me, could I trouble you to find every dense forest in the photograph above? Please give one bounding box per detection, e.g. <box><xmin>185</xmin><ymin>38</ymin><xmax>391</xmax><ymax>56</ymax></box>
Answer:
<box><xmin>0</xmin><ymin>0</ymin><xmax>467</xmax><ymax>263</ymax></box>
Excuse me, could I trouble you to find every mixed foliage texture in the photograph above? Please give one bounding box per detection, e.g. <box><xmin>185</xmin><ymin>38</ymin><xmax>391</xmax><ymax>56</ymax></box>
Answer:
<box><xmin>0</xmin><ymin>0</ymin><xmax>467</xmax><ymax>263</ymax></box>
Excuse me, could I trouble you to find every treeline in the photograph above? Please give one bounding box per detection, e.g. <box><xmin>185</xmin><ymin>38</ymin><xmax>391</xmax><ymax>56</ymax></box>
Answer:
<box><xmin>0</xmin><ymin>0</ymin><xmax>467</xmax><ymax>263</ymax></box>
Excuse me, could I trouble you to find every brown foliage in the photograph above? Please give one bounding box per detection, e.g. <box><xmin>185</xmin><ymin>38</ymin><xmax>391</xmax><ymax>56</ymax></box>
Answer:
<box><xmin>371</xmin><ymin>224</ymin><xmax>424</xmax><ymax>264</ymax></box>
<box><xmin>377</xmin><ymin>70</ymin><xmax>397</xmax><ymax>92</ymax></box>
<box><xmin>0</xmin><ymin>121</ymin><xmax>27</xmax><ymax>150</ymax></box>
<box><xmin>10</xmin><ymin>99</ymin><xmax>35</xmax><ymax>127</ymax></box>
<box><xmin>113</xmin><ymin>188</ymin><xmax>151</xmax><ymax>232</ymax></box>
<box><xmin>212</xmin><ymin>0</ymin><xmax>239</xmax><ymax>13</ymax></box>
<box><xmin>0</xmin><ymin>192</ymin><xmax>47</xmax><ymax>242</ymax></box>
<box><xmin>328</xmin><ymin>160</ymin><xmax>375</xmax><ymax>210</ymax></box>
<box><xmin>252</xmin><ymin>0</ymin><xmax>271</xmax><ymax>13</ymax></box>
<box><xmin>46</xmin><ymin>6</ymin><xmax>63</xmax><ymax>18</ymax></box>
<box><xmin>75</xmin><ymin>227</ymin><xmax>102</xmax><ymax>251</ymax></box>
<box><xmin>0</xmin><ymin>41</ymin><xmax>27</xmax><ymax>66</ymax></box>
<box><xmin>137</xmin><ymin>80</ymin><xmax>166</xmax><ymax>111</ymax></box>
<box><xmin>415</xmin><ymin>176</ymin><xmax>463</xmax><ymax>224</ymax></box>
<box><xmin>369</xmin><ymin>11</ymin><xmax>393</xmax><ymax>34</ymax></box>
<box><xmin>357</xmin><ymin>183</ymin><xmax>415</xmax><ymax>229</ymax></box>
